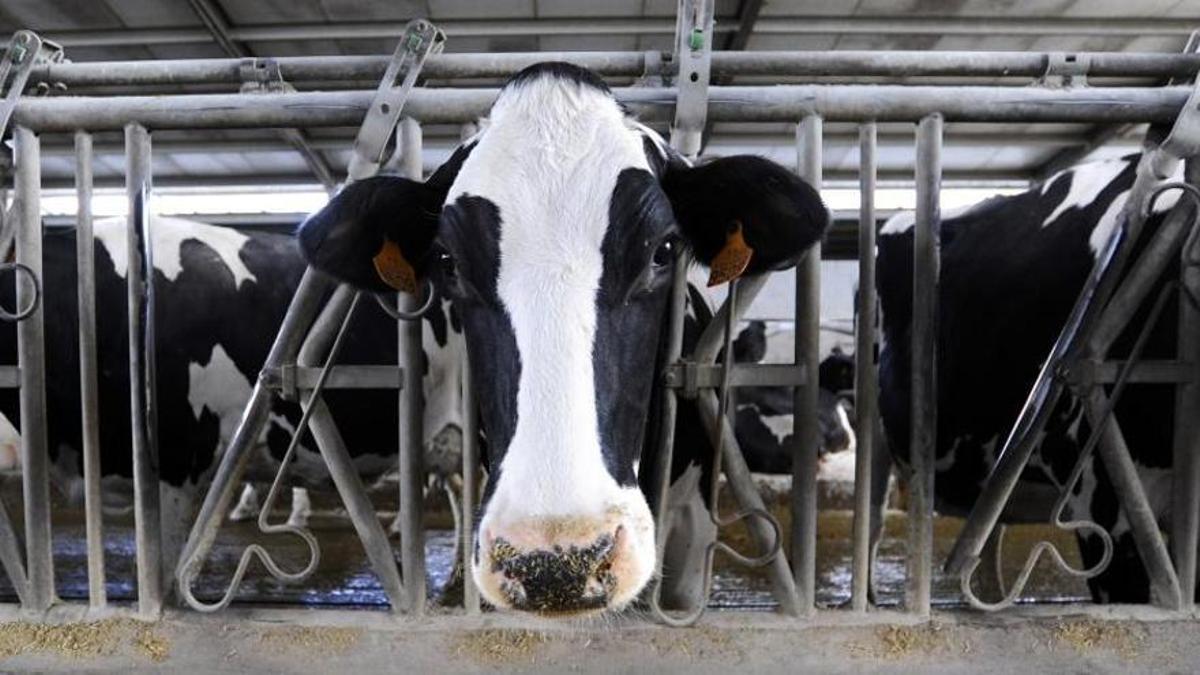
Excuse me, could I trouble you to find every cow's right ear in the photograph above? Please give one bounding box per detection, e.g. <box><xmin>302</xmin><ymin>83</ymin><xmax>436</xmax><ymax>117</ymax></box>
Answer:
<box><xmin>297</xmin><ymin>175</ymin><xmax>443</xmax><ymax>294</ymax></box>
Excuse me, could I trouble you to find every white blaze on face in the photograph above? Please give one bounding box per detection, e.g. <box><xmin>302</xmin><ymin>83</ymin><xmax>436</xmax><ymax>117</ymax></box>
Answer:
<box><xmin>452</xmin><ymin>75</ymin><xmax>657</xmax><ymax>608</ymax></box>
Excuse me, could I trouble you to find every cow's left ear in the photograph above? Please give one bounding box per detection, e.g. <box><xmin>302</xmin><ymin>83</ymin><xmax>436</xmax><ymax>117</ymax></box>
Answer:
<box><xmin>661</xmin><ymin>155</ymin><xmax>829</xmax><ymax>286</ymax></box>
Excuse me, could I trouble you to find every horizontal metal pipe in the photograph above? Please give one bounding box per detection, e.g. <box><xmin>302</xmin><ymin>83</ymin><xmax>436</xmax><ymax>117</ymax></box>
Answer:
<box><xmin>13</xmin><ymin>85</ymin><xmax>1191</xmax><ymax>131</ymax></box>
<box><xmin>34</xmin><ymin>16</ymin><xmax>1200</xmax><ymax>49</ymax></box>
<box><xmin>30</xmin><ymin>51</ymin><xmax>1200</xmax><ymax>88</ymax></box>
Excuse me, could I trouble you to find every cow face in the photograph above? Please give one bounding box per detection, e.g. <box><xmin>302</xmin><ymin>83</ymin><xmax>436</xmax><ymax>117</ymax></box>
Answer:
<box><xmin>299</xmin><ymin>63</ymin><xmax>827</xmax><ymax>615</ymax></box>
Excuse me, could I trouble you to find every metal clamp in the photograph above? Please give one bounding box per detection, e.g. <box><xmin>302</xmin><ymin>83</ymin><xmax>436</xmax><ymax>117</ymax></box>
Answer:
<box><xmin>238</xmin><ymin>57</ymin><xmax>292</xmax><ymax>94</ymax></box>
<box><xmin>1040</xmin><ymin>52</ymin><xmax>1091</xmax><ymax>88</ymax></box>
<box><xmin>346</xmin><ymin>20</ymin><xmax>445</xmax><ymax>181</ymax></box>
<box><xmin>0</xmin><ymin>262</ymin><xmax>39</xmax><ymax>322</ymax></box>
<box><xmin>668</xmin><ymin>0</ymin><xmax>714</xmax><ymax>157</ymax></box>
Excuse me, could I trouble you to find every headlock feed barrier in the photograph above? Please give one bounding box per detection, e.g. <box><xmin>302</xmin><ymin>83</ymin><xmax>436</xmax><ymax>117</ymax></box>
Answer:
<box><xmin>0</xmin><ymin>1</ymin><xmax>1195</xmax><ymax>626</ymax></box>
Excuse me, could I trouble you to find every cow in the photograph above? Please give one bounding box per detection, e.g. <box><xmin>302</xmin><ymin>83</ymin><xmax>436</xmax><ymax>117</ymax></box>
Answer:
<box><xmin>0</xmin><ymin>215</ymin><xmax>466</xmax><ymax>551</ymax></box>
<box><xmin>876</xmin><ymin>152</ymin><xmax>1192</xmax><ymax>603</ymax></box>
<box><xmin>297</xmin><ymin>62</ymin><xmax>829</xmax><ymax>615</ymax></box>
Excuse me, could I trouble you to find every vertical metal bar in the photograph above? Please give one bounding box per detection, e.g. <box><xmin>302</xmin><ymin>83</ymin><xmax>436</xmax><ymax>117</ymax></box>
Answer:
<box><xmin>75</xmin><ymin>130</ymin><xmax>106</xmax><ymax>609</ymax></box>
<box><xmin>851</xmin><ymin>121</ymin><xmax>878</xmax><ymax>613</ymax></box>
<box><xmin>907</xmin><ymin>113</ymin><xmax>943</xmax><ymax>617</ymax></box>
<box><xmin>792</xmin><ymin>114</ymin><xmax>822</xmax><ymax>616</ymax></box>
<box><xmin>397</xmin><ymin>116</ymin><xmax>426</xmax><ymax>613</ymax></box>
<box><xmin>456</xmin><ymin>121</ymin><xmax>481</xmax><ymax>614</ymax></box>
<box><xmin>14</xmin><ymin>126</ymin><xmax>54</xmax><ymax>612</ymax></box>
<box><xmin>460</xmin><ymin>349</ymin><xmax>480</xmax><ymax>613</ymax></box>
<box><xmin>125</xmin><ymin>122</ymin><xmax>162</xmax><ymax>616</ymax></box>
<box><xmin>1173</xmin><ymin>158</ymin><xmax>1200</xmax><ymax>611</ymax></box>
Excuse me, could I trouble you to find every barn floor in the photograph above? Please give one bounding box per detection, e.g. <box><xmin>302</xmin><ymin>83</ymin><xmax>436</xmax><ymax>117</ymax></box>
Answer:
<box><xmin>0</xmin><ymin>604</ymin><xmax>1194</xmax><ymax>673</ymax></box>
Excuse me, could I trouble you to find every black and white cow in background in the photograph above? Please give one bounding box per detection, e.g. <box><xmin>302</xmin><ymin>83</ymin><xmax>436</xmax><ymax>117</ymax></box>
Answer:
<box><xmin>877</xmin><ymin>152</ymin><xmax>1192</xmax><ymax>603</ymax></box>
<box><xmin>299</xmin><ymin>62</ymin><xmax>829</xmax><ymax>615</ymax></box>
<box><xmin>0</xmin><ymin>215</ymin><xmax>467</xmax><ymax>541</ymax></box>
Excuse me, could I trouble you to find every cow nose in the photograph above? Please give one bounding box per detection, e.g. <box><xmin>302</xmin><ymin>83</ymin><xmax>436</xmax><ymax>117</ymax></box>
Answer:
<box><xmin>488</xmin><ymin>531</ymin><xmax>619</xmax><ymax>613</ymax></box>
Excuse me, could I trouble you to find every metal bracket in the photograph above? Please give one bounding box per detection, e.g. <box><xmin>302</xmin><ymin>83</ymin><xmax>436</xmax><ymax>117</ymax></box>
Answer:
<box><xmin>664</xmin><ymin>362</ymin><xmax>807</xmax><ymax>396</ymax></box>
<box><xmin>346</xmin><ymin>19</ymin><xmax>445</xmax><ymax>181</ymax></box>
<box><xmin>668</xmin><ymin>0</ymin><xmax>714</xmax><ymax>158</ymax></box>
<box><xmin>1040</xmin><ymin>52</ymin><xmax>1091</xmax><ymax>89</ymax></box>
<box><xmin>636</xmin><ymin>50</ymin><xmax>667</xmax><ymax>88</ymax></box>
<box><xmin>238</xmin><ymin>57</ymin><xmax>292</xmax><ymax>94</ymax></box>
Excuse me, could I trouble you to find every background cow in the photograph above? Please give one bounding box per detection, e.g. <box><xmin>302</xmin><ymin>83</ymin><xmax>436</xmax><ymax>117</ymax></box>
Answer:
<box><xmin>876</xmin><ymin>153</ymin><xmax>1191</xmax><ymax>603</ymax></box>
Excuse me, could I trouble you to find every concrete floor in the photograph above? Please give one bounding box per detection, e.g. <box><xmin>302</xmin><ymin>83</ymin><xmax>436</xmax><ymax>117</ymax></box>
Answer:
<box><xmin>0</xmin><ymin>604</ymin><xmax>1196</xmax><ymax>673</ymax></box>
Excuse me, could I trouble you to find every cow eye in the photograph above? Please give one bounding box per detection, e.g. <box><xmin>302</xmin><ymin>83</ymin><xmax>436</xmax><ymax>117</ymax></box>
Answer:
<box><xmin>438</xmin><ymin>251</ymin><xmax>458</xmax><ymax>280</ymax></box>
<box><xmin>652</xmin><ymin>236</ymin><xmax>678</xmax><ymax>268</ymax></box>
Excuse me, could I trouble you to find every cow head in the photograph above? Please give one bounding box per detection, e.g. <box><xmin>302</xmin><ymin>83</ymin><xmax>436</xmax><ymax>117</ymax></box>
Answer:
<box><xmin>298</xmin><ymin>63</ymin><xmax>827</xmax><ymax>615</ymax></box>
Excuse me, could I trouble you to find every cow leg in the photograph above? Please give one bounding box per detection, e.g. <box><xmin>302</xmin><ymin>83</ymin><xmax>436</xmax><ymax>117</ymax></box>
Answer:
<box><xmin>228</xmin><ymin>483</ymin><xmax>260</xmax><ymax>522</ymax></box>
<box><xmin>658</xmin><ymin>464</ymin><xmax>717</xmax><ymax>611</ymax></box>
<box><xmin>286</xmin><ymin>487</ymin><xmax>313</xmax><ymax>529</ymax></box>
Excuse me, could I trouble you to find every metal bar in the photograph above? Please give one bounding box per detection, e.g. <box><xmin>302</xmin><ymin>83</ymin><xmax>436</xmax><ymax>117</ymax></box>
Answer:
<box><xmin>1084</xmin><ymin>388</ymin><xmax>1183</xmax><ymax>609</ymax></box>
<box><xmin>0</xmin><ymin>367</ymin><xmax>19</xmax><ymax>388</ymax></box>
<box><xmin>907</xmin><ymin>113</ymin><xmax>943</xmax><ymax>617</ymax></box>
<box><xmin>11</xmin><ymin>85</ymin><xmax>1198</xmax><ymax>132</ymax></box>
<box><xmin>125</xmin><ymin>122</ymin><xmax>162</xmax><ymax>616</ymax></box>
<box><xmin>661</xmin><ymin>363</ymin><xmax>807</xmax><ymax>389</ymax></box>
<box><xmin>31</xmin><ymin>51</ymin><xmax>1200</xmax><ymax>88</ymax></box>
<box><xmin>1172</xmin><ymin>157</ymin><xmax>1200</xmax><ymax>611</ymax></box>
<box><xmin>33</xmin><ymin>16</ymin><xmax>1200</xmax><ymax>48</ymax></box>
<box><xmin>75</xmin><ymin>130</ymin><xmax>106</xmax><ymax>609</ymax></box>
<box><xmin>1065</xmin><ymin>359</ymin><xmax>1197</xmax><ymax>385</ymax></box>
<box><xmin>851</xmin><ymin>121</ymin><xmax>878</xmax><ymax>613</ymax></box>
<box><xmin>175</xmin><ymin>268</ymin><xmax>335</xmax><ymax>599</ymax></box>
<box><xmin>792</xmin><ymin>114</ymin><xmax>823</xmax><ymax>617</ymax></box>
<box><xmin>14</xmin><ymin>126</ymin><xmax>53</xmax><ymax>612</ymax></box>
<box><xmin>262</xmin><ymin>365</ymin><xmax>404</xmax><ymax>391</ymax></box>
<box><xmin>397</xmin><ymin>117</ymin><xmax>426</xmax><ymax>614</ymax></box>
<box><xmin>460</xmin><ymin>347</ymin><xmax>481</xmax><ymax>614</ymax></box>
<box><xmin>669</xmin><ymin>0</ymin><xmax>714</xmax><ymax>157</ymax></box>
<box><xmin>294</xmin><ymin>286</ymin><xmax>408</xmax><ymax>612</ymax></box>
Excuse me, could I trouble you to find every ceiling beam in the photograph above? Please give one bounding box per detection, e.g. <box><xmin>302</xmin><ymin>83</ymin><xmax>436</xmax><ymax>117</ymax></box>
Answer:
<box><xmin>184</xmin><ymin>0</ymin><xmax>338</xmax><ymax>191</ymax></box>
<box><xmin>40</xmin><ymin>15</ymin><xmax>1200</xmax><ymax>48</ymax></box>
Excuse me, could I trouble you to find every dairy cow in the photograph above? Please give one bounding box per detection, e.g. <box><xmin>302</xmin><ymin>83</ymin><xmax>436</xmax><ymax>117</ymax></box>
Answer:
<box><xmin>876</xmin><ymin>153</ymin><xmax>1192</xmax><ymax>603</ymax></box>
<box><xmin>0</xmin><ymin>216</ymin><xmax>465</xmax><ymax>535</ymax></box>
<box><xmin>299</xmin><ymin>62</ymin><xmax>828</xmax><ymax>614</ymax></box>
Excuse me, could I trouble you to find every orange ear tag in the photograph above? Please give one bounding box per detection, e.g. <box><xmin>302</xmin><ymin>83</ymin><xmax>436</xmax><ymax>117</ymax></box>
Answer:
<box><xmin>372</xmin><ymin>238</ymin><xmax>419</xmax><ymax>294</ymax></box>
<box><xmin>707</xmin><ymin>222</ymin><xmax>754</xmax><ymax>287</ymax></box>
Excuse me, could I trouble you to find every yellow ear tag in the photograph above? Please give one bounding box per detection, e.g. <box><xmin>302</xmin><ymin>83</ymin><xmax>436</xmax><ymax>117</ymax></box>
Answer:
<box><xmin>707</xmin><ymin>222</ymin><xmax>754</xmax><ymax>287</ymax></box>
<box><xmin>372</xmin><ymin>238</ymin><xmax>419</xmax><ymax>294</ymax></box>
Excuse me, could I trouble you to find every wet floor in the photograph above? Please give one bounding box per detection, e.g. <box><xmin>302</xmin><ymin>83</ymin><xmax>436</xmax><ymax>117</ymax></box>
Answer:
<box><xmin>0</xmin><ymin>477</ymin><xmax>1090</xmax><ymax>610</ymax></box>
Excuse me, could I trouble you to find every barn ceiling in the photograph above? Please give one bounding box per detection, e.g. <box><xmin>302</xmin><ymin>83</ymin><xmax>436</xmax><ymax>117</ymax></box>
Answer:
<box><xmin>5</xmin><ymin>0</ymin><xmax>1200</xmax><ymax>191</ymax></box>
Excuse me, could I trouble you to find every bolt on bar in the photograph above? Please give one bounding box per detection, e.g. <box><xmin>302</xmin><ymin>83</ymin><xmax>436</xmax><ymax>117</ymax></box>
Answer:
<box><xmin>9</xmin><ymin>85</ymin><xmax>1195</xmax><ymax>132</ymax></box>
<box><xmin>397</xmin><ymin>116</ymin><xmax>427</xmax><ymax>614</ymax></box>
<box><xmin>851</xmin><ymin>121</ymin><xmax>878</xmax><ymax>613</ymax></box>
<box><xmin>125</xmin><ymin>122</ymin><xmax>163</xmax><ymax>616</ymax></box>
<box><xmin>74</xmin><ymin>130</ymin><xmax>106</xmax><ymax>609</ymax></box>
<box><xmin>792</xmin><ymin>114</ymin><xmax>822</xmax><ymax>617</ymax></box>
<box><xmin>27</xmin><ymin>50</ymin><xmax>1200</xmax><ymax>88</ymax></box>
<box><xmin>907</xmin><ymin>113</ymin><xmax>942</xmax><ymax>617</ymax></box>
<box><xmin>1173</xmin><ymin>157</ymin><xmax>1200</xmax><ymax>610</ymax></box>
<box><xmin>14</xmin><ymin>125</ymin><xmax>54</xmax><ymax>612</ymax></box>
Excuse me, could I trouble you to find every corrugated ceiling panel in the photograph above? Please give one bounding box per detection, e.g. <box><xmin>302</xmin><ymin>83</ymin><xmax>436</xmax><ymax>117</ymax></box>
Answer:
<box><xmin>430</xmin><ymin>0</ymin><xmax>534</xmax><ymax>20</ymax></box>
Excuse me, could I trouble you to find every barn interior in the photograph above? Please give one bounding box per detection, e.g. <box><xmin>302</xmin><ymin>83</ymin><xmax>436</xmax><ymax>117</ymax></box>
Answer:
<box><xmin>0</xmin><ymin>0</ymin><xmax>1195</xmax><ymax>671</ymax></box>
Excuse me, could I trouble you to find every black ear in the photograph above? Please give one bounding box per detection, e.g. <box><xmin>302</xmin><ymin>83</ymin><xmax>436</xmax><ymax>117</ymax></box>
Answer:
<box><xmin>662</xmin><ymin>155</ymin><xmax>829</xmax><ymax>279</ymax></box>
<box><xmin>297</xmin><ymin>175</ymin><xmax>442</xmax><ymax>293</ymax></box>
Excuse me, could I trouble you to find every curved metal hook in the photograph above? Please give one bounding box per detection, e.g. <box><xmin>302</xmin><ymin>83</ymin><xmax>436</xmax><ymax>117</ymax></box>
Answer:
<box><xmin>373</xmin><ymin>278</ymin><xmax>436</xmax><ymax>321</ymax></box>
<box><xmin>0</xmin><ymin>262</ymin><xmax>39</xmax><ymax>322</ymax></box>
<box><xmin>180</xmin><ymin>293</ymin><xmax>364</xmax><ymax>612</ymax></box>
<box><xmin>1142</xmin><ymin>180</ymin><xmax>1200</xmax><ymax>219</ymax></box>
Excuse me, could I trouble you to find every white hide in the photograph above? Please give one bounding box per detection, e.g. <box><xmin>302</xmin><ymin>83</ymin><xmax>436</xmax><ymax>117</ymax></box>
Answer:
<box><xmin>1039</xmin><ymin>156</ymin><xmax>1133</xmax><ymax>230</ymax></box>
<box><xmin>93</xmin><ymin>215</ymin><xmax>257</xmax><ymax>288</ymax></box>
<box><xmin>188</xmin><ymin>344</ymin><xmax>254</xmax><ymax>450</ymax></box>
<box><xmin>454</xmin><ymin>75</ymin><xmax>657</xmax><ymax>606</ymax></box>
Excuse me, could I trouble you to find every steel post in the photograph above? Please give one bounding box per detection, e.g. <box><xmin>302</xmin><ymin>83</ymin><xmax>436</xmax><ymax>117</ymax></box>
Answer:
<box><xmin>851</xmin><ymin>121</ymin><xmax>878</xmax><ymax>613</ymax></box>
<box><xmin>1172</xmin><ymin>158</ymin><xmax>1200</xmax><ymax>610</ymax></box>
<box><xmin>397</xmin><ymin>118</ymin><xmax>426</xmax><ymax>614</ymax></box>
<box><xmin>907</xmin><ymin>113</ymin><xmax>943</xmax><ymax>617</ymax></box>
<box><xmin>792</xmin><ymin>114</ymin><xmax>823</xmax><ymax>617</ymax></box>
<box><xmin>74</xmin><ymin>130</ymin><xmax>106</xmax><ymax>609</ymax></box>
<box><xmin>14</xmin><ymin>126</ymin><xmax>53</xmax><ymax>612</ymax></box>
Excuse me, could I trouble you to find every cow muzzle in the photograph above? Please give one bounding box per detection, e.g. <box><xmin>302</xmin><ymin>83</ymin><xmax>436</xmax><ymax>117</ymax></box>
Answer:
<box><xmin>473</xmin><ymin>509</ymin><xmax>653</xmax><ymax>615</ymax></box>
